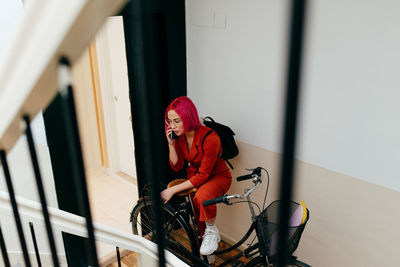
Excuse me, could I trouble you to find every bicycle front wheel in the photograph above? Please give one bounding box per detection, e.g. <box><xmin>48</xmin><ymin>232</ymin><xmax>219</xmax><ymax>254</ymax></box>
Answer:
<box><xmin>130</xmin><ymin>197</ymin><xmax>200</xmax><ymax>258</ymax></box>
<box><xmin>245</xmin><ymin>256</ymin><xmax>311</xmax><ymax>267</ymax></box>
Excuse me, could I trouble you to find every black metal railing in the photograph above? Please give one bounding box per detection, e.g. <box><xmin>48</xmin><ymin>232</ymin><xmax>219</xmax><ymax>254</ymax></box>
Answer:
<box><xmin>116</xmin><ymin>246</ymin><xmax>122</xmax><ymax>267</ymax></box>
<box><xmin>0</xmin><ymin>224</ymin><xmax>11</xmax><ymax>267</ymax></box>
<box><xmin>0</xmin><ymin>150</ymin><xmax>32</xmax><ymax>267</ymax></box>
<box><xmin>277</xmin><ymin>0</ymin><xmax>307</xmax><ymax>266</ymax></box>
<box><xmin>24</xmin><ymin>114</ymin><xmax>60</xmax><ymax>267</ymax></box>
<box><xmin>29</xmin><ymin>222</ymin><xmax>42</xmax><ymax>267</ymax></box>
<box><xmin>0</xmin><ymin>58</ymin><xmax>101</xmax><ymax>267</ymax></box>
<box><xmin>57</xmin><ymin>58</ymin><xmax>100</xmax><ymax>267</ymax></box>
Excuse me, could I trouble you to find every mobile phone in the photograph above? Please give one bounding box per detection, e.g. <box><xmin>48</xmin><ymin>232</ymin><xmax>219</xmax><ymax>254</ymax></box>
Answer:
<box><xmin>169</xmin><ymin>131</ymin><xmax>178</xmax><ymax>140</ymax></box>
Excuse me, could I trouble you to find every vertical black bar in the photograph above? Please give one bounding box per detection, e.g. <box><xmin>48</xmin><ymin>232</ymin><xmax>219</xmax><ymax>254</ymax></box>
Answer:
<box><xmin>56</xmin><ymin>58</ymin><xmax>99</xmax><ymax>267</ymax></box>
<box><xmin>122</xmin><ymin>1</ymin><xmax>187</xmax><ymax>265</ymax></box>
<box><xmin>122</xmin><ymin>3</ymin><xmax>167</xmax><ymax>267</ymax></box>
<box><xmin>116</xmin><ymin>247</ymin><xmax>121</xmax><ymax>267</ymax></box>
<box><xmin>24</xmin><ymin>115</ymin><xmax>60</xmax><ymax>267</ymax></box>
<box><xmin>0</xmin><ymin>225</ymin><xmax>11</xmax><ymax>267</ymax></box>
<box><xmin>29</xmin><ymin>222</ymin><xmax>42</xmax><ymax>267</ymax></box>
<box><xmin>277</xmin><ymin>0</ymin><xmax>307</xmax><ymax>266</ymax></box>
<box><xmin>0</xmin><ymin>151</ymin><xmax>32</xmax><ymax>267</ymax></box>
<box><xmin>43</xmin><ymin>62</ymin><xmax>100</xmax><ymax>265</ymax></box>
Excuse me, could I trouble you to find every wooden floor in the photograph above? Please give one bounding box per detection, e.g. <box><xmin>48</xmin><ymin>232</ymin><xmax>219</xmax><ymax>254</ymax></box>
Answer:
<box><xmin>106</xmin><ymin>227</ymin><xmax>252</xmax><ymax>266</ymax></box>
<box><xmin>106</xmin><ymin>251</ymin><xmax>137</xmax><ymax>267</ymax></box>
<box><xmin>212</xmin><ymin>240</ymin><xmax>252</xmax><ymax>266</ymax></box>
<box><xmin>106</xmin><ymin>240</ymin><xmax>250</xmax><ymax>267</ymax></box>
<box><xmin>163</xmin><ymin>226</ymin><xmax>252</xmax><ymax>266</ymax></box>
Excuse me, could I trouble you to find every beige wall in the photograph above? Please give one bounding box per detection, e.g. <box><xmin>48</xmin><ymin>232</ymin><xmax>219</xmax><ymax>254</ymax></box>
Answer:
<box><xmin>218</xmin><ymin>141</ymin><xmax>400</xmax><ymax>266</ymax></box>
<box><xmin>72</xmin><ymin>49</ymin><xmax>102</xmax><ymax>169</ymax></box>
<box><xmin>295</xmin><ymin>154</ymin><xmax>400</xmax><ymax>266</ymax></box>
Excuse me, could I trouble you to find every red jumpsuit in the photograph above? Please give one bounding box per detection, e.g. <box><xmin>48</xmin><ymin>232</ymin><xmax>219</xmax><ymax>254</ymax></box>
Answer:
<box><xmin>170</xmin><ymin>126</ymin><xmax>232</xmax><ymax>233</ymax></box>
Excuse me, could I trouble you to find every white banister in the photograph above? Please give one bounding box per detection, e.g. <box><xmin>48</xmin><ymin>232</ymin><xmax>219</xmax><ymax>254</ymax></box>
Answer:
<box><xmin>0</xmin><ymin>0</ymin><xmax>127</xmax><ymax>153</ymax></box>
<box><xmin>0</xmin><ymin>191</ymin><xmax>189</xmax><ymax>267</ymax></box>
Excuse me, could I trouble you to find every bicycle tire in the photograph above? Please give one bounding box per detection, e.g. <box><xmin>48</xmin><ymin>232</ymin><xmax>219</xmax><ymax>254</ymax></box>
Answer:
<box><xmin>245</xmin><ymin>256</ymin><xmax>310</xmax><ymax>267</ymax></box>
<box><xmin>130</xmin><ymin>197</ymin><xmax>200</xmax><ymax>258</ymax></box>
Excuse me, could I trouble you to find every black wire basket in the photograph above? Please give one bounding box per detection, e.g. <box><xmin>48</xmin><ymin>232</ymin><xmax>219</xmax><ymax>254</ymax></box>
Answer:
<box><xmin>255</xmin><ymin>200</ymin><xmax>309</xmax><ymax>260</ymax></box>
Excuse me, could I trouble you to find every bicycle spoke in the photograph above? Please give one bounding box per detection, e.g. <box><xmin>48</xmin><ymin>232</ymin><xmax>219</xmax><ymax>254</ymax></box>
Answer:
<box><xmin>135</xmin><ymin>207</ymin><xmax>155</xmax><ymax>238</ymax></box>
<box><xmin>163</xmin><ymin>216</ymin><xmax>177</xmax><ymax>232</ymax></box>
<box><xmin>131</xmin><ymin>199</ymin><xmax>198</xmax><ymax>261</ymax></box>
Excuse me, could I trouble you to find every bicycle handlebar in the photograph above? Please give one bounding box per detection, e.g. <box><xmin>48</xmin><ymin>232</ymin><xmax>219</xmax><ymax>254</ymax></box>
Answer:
<box><xmin>203</xmin><ymin>167</ymin><xmax>264</xmax><ymax>207</ymax></box>
<box><xmin>236</xmin><ymin>174</ymin><xmax>254</xmax><ymax>181</ymax></box>
<box><xmin>236</xmin><ymin>167</ymin><xmax>262</xmax><ymax>181</ymax></box>
<box><xmin>202</xmin><ymin>195</ymin><xmax>227</xmax><ymax>206</ymax></box>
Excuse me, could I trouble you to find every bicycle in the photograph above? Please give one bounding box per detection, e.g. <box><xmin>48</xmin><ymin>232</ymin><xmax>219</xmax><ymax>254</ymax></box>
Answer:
<box><xmin>130</xmin><ymin>167</ymin><xmax>310</xmax><ymax>266</ymax></box>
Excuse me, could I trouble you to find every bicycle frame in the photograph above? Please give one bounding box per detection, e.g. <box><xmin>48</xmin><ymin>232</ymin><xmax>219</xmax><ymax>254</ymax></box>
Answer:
<box><xmin>133</xmin><ymin>168</ymin><xmax>310</xmax><ymax>266</ymax></box>
<box><xmin>167</xmin><ymin>179</ymin><xmax>263</xmax><ymax>267</ymax></box>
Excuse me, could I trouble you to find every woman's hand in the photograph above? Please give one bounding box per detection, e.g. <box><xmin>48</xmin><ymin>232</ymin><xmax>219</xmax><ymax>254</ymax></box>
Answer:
<box><xmin>166</xmin><ymin>126</ymin><xmax>176</xmax><ymax>145</ymax></box>
<box><xmin>161</xmin><ymin>180</ymin><xmax>194</xmax><ymax>204</ymax></box>
<box><xmin>161</xmin><ymin>187</ymin><xmax>175</xmax><ymax>204</ymax></box>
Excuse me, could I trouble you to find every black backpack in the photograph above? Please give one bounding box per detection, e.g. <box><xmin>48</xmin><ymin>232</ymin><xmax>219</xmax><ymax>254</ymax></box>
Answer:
<box><xmin>202</xmin><ymin>117</ymin><xmax>239</xmax><ymax>169</ymax></box>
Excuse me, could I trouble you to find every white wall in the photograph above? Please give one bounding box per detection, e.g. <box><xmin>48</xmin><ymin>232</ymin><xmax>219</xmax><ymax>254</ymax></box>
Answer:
<box><xmin>186</xmin><ymin>0</ymin><xmax>400</xmax><ymax>265</ymax></box>
<box><xmin>298</xmin><ymin>0</ymin><xmax>400</xmax><ymax>191</ymax></box>
<box><xmin>186</xmin><ymin>0</ymin><xmax>400</xmax><ymax>192</ymax></box>
<box><xmin>187</xmin><ymin>0</ymin><xmax>288</xmax><ymax>154</ymax></box>
<box><xmin>0</xmin><ymin>0</ymin><xmax>23</xmax><ymax>63</ymax></box>
<box><xmin>96</xmin><ymin>17</ymin><xmax>137</xmax><ymax>178</ymax></box>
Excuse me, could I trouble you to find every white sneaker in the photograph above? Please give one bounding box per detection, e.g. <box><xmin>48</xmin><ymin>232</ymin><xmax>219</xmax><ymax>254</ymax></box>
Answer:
<box><xmin>206</xmin><ymin>254</ymin><xmax>215</xmax><ymax>264</ymax></box>
<box><xmin>200</xmin><ymin>228</ymin><xmax>220</xmax><ymax>255</ymax></box>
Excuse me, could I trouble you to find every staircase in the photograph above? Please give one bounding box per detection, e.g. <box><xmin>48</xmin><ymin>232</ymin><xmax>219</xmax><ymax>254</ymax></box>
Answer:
<box><xmin>0</xmin><ymin>0</ymin><xmax>188</xmax><ymax>266</ymax></box>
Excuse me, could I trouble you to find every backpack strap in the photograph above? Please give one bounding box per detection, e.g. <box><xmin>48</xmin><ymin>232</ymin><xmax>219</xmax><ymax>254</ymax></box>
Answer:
<box><xmin>201</xmin><ymin>130</ymin><xmax>215</xmax><ymax>153</ymax></box>
<box><xmin>202</xmin><ymin>130</ymin><xmax>234</xmax><ymax>169</ymax></box>
<box><xmin>225</xmin><ymin>159</ymin><xmax>234</xmax><ymax>169</ymax></box>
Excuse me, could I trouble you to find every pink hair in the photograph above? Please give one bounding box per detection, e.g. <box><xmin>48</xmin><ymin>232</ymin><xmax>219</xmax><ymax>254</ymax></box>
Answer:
<box><xmin>165</xmin><ymin>96</ymin><xmax>202</xmax><ymax>133</ymax></box>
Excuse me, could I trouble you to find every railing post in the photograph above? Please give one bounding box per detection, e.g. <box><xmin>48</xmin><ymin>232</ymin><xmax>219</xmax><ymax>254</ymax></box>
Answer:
<box><xmin>29</xmin><ymin>222</ymin><xmax>42</xmax><ymax>267</ymax></box>
<box><xmin>277</xmin><ymin>0</ymin><xmax>307</xmax><ymax>266</ymax></box>
<box><xmin>55</xmin><ymin>57</ymin><xmax>100</xmax><ymax>267</ymax></box>
<box><xmin>0</xmin><ymin>224</ymin><xmax>11</xmax><ymax>267</ymax></box>
<box><xmin>116</xmin><ymin>247</ymin><xmax>122</xmax><ymax>267</ymax></box>
<box><xmin>43</xmin><ymin>57</ymin><xmax>101</xmax><ymax>266</ymax></box>
<box><xmin>0</xmin><ymin>150</ymin><xmax>32</xmax><ymax>267</ymax></box>
<box><xmin>24</xmin><ymin>115</ymin><xmax>60</xmax><ymax>267</ymax></box>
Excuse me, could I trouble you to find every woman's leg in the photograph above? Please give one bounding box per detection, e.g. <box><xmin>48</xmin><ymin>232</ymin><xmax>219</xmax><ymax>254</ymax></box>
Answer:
<box><xmin>205</xmin><ymin>218</ymin><xmax>215</xmax><ymax>224</ymax></box>
<box><xmin>193</xmin><ymin>175</ymin><xmax>231</xmax><ymax>222</ymax></box>
<box><xmin>193</xmin><ymin>176</ymin><xmax>231</xmax><ymax>255</ymax></box>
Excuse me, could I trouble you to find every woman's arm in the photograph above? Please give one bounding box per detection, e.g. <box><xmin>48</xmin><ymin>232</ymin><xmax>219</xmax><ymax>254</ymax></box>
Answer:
<box><xmin>166</xmin><ymin>127</ymin><xmax>183</xmax><ymax>169</ymax></box>
<box><xmin>161</xmin><ymin>180</ymin><xmax>194</xmax><ymax>204</ymax></box>
<box><xmin>168</xmin><ymin>143</ymin><xmax>179</xmax><ymax>166</ymax></box>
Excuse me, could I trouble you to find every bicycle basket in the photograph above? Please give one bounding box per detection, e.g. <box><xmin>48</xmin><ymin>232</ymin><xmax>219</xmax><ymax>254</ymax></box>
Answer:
<box><xmin>255</xmin><ymin>200</ymin><xmax>309</xmax><ymax>260</ymax></box>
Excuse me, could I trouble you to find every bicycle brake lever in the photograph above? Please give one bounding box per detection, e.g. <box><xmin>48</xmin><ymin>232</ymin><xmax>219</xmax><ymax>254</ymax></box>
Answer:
<box><xmin>252</xmin><ymin>167</ymin><xmax>262</xmax><ymax>176</ymax></box>
<box><xmin>245</xmin><ymin>167</ymin><xmax>262</xmax><ymax>176</ymax></box>
<box><xmin>222</xmin><ymin>196</ymin><xmax>232</xmax><ymax>205</ymax></box>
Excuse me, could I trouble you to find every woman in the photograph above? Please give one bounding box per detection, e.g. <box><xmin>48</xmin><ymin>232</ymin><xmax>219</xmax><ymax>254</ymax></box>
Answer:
<box><xmin>161</xmin><ymin>96</ymin><xmax>232</xmax><ymax>256</ymax></box>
